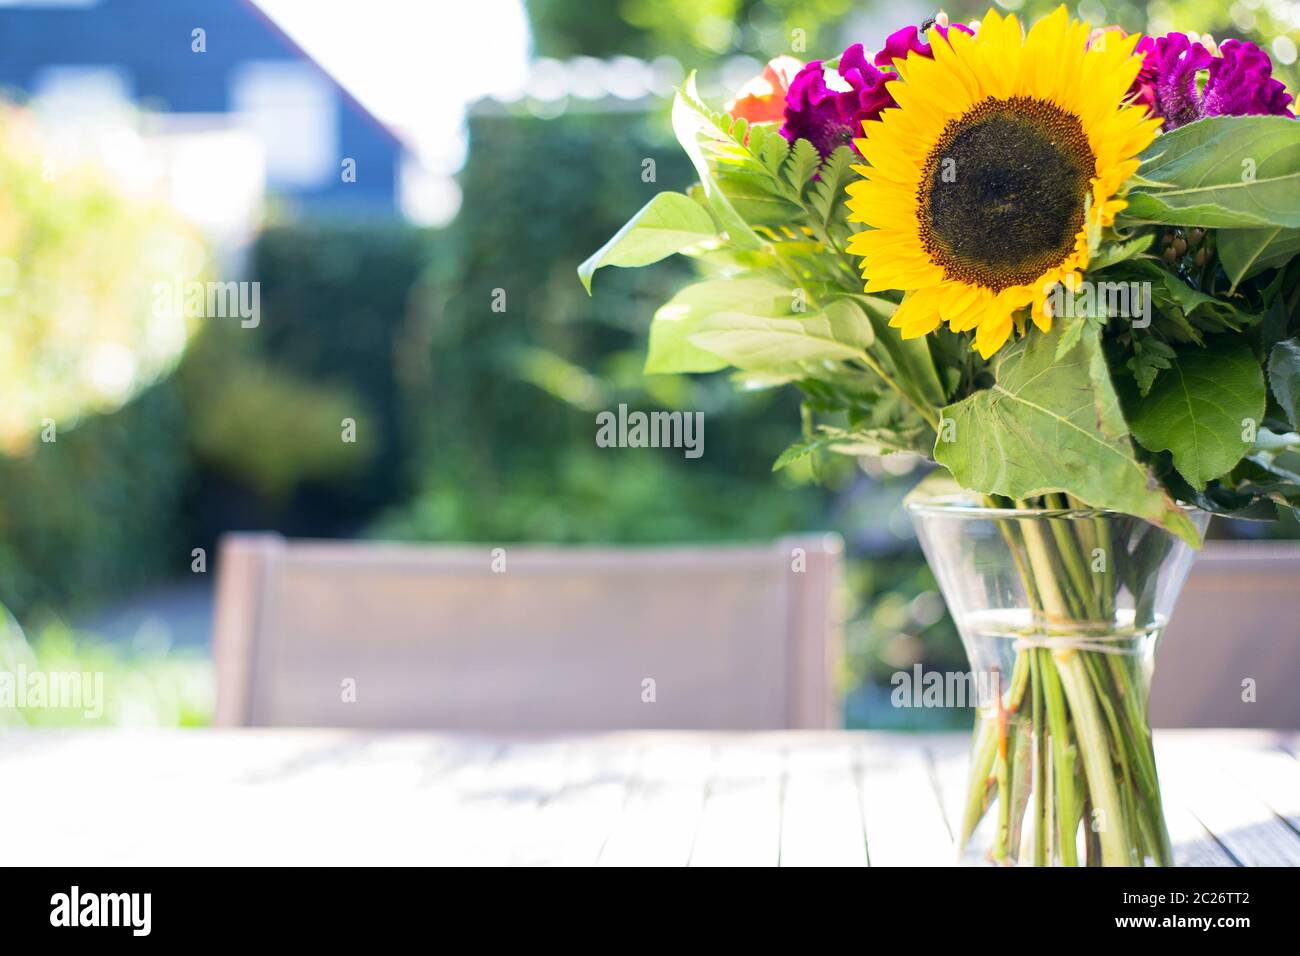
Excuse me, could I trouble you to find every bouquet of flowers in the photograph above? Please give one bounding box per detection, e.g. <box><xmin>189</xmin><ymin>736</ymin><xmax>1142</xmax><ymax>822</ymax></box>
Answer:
<box><xmin>580</xmin><ymin>6</ymin><xmax>1299</xmax><ymax>866</ymax></box>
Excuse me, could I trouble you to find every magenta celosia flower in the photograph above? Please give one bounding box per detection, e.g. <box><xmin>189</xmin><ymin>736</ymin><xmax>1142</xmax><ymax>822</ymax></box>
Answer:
<box><xmin>1203</xmin><ymin>39</ymin><xmax>1295</xmax><ymax>119</ymax></box>
<box><xmin>1133</xmin><ymin>34</ymin><xmax>1216</xmax><ymax>128</ymax></box>
<box><xmin>873</xmin><ymin>22</ymin><xmax>973</xmax><ymax>68</ymax></box>
<box><xmin>781</xmin><ymin>52</ymin><xmax>860</xmax><ymax>158</ymax></box>
<box><xmin>782</xmin><ymin>23</ymin><xmax>973</xmax><ymax>158</ymax></box>
<box><xmin>1133</xmin><ymin>33</ymin><xmax>1294</xmax><ymax>129</ymax></box>
<box><xmin>834</xmin><ymin>44</ymin><xmax>894</xmax><ymax>148</ymax></box>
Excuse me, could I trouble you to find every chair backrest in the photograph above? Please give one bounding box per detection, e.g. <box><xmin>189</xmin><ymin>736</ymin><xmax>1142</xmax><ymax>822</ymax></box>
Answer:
<box><xmin>1151</xmin><ymin>539</ymin><xmax>1300</xmax><ymax>729</ymax></box>
<box><xmin>213</xmin><ymin>534</ymin><xmax>844</xmax><ymax>730</ymax></box>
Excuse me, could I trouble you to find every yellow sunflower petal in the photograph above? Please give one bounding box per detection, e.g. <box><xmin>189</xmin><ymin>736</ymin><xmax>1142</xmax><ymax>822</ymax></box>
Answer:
<box><xmin>1031</xmin><ymin>287</ymin><xmax>1055</xmax><ymax>333</ymax></box>
<box><xmin>889</xmin><ymin>288</ymin><xmax>946</xmax><ymax>338</ymax></box>
<box><xmin>845</xmin><ymin>5</ymin><xmax>1151</xmax><ymax>357</ymax></box>
<box><xmin>975</xmin><ymin>310</ymin><xmax>1016</xmax><ymax>358</ymax></box>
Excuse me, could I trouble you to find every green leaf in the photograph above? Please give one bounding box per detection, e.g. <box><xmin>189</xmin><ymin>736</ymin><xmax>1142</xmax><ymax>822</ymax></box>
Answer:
<box><xmin>772</xmin><ymin>438</ymin><xmax>821</xmax><ymax>472</ymax></box>
<box><xmin>671</xmin><ymin>74</ymin><xmax>763</xmax><ymax>250</ymax></box>
<box><xmin>752</xmin><ymin>123</ymin><xmax>792</xmax><ymax>176</ymax></box>
<box><xmin>1126</xmin><ymin>336</ymin><xmax>1266</xmax><ymax>489</ymax></box>
<box><xmin>782</xmin><ymin>422</ymin><xmax>923</xmax><ymax>462</ymax></box>
<box><xmin>577</xmin><ymin>192</ymin><xmax>716</xmax><ymax>293</ymax></box>
<box><xmin>771</xmin><ymin>430</ymin><xmax>859</xmax><ymax>471</ymax></box>
<box><xmin>1087</xmin><ymin>234</ymin><xmax>1155</xmax><ymax>273</ymax></box>
<box><xmin>1126</xmin><ymin>336</ymin><xmax>1177</xmax><ymax>395</ymax></box>
<box><xmin>934</xmin><ymin>322</ymin><xmax>1198</xmax><ymax>545</ymax></box>
<box><xmin>809</xmin><ymin>146</ymin><xmax>854</xmax><ymax>228</ymax></box>
<box><xmin>1217</xmin><ymin>227</ymin><xmax>1300</xmax><ymax>290</ymax></box>
<box><xmin>1124</xmin><ymin>116</ymin><xmax>1300</xmax><ymax>228</ymax></box>
<box><xmin>1268</xmin><ymin>337</ymin><xmax>1300</xmax><ymax>429</ymax></box>
<box><xmin>1054</xmin><ymin>316</ymin><xmax>1087</xmax><ymax>360</ymax></box>
<box><xmin>645</xmin><ymin>276</ymin><xmax>792</xmax><ymax>374</ymax></box>
<box><xmin>840</xmin><ymin>294</ymin><xmax>947</xmax><ymax>407</ymax></box>
<box><xmin>1151</xmin><ymin>452</ymin><xmax>1277</xmax><ymax>519</ymax></box>
<box><xmin>714</xmin><ymin>167</ymin><xmax>801</xmax><ymax>225</ymax></box>
<box><xmin>1211</xmin><ymin>452</ymin><xmax>1300</xmax><ymax>520</ymax></box>
<box><xmin>782</xmin><ymin>138</ymin><xmax>821</xmax><ymax>198</ymax></box>
<box><xmin>1124</xmin><ymin>259</ymin><xmax>1254</xmax><ymax>336</ymax></box>
<box><xmin>688</xmin><ymin>299</ymin><xmax>873</xmax><ymax>369</ymax></box>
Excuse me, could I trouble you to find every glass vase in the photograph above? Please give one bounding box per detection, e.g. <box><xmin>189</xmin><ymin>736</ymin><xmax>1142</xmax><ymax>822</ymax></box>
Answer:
<box><xmin>907</xmin><ymin>495</ymin><xmax>1209</xmax><ymax>866</ymax></box>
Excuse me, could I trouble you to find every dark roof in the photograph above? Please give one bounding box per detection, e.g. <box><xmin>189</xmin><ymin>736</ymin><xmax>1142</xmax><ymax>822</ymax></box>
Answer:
<box><xmin>0</xmin><ymin>0</ymin><xmax>407</xmax><ymax>152</ymax></box>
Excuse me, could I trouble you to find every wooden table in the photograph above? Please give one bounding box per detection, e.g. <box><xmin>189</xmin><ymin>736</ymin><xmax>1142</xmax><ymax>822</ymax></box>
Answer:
<box><xmin>2</xmin><ymin>729</ymin><xmax>1297</xmax><ymax>866</ymax></box>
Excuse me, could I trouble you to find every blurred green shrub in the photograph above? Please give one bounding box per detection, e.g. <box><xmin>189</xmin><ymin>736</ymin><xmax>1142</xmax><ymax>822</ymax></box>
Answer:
<box><xmin>527</xmin><ymin>0</ymin><xmax>853</xmax><ymax>62</ymax></box>
<box><xmin>0</xmin><ymin>381</ymin><xmax>190</xmax><ymax>619</ymax></box>
<box><xmin>179</xmin><ymin>326</ymin><xmax>374</xmax><ymax>502</ymax></box>
<box><xmin>372</xmin><ymin>450</ymin><xmax>824</xmax><ymax>543</ymax></box>
<box><xmin>0</xmin><ymin>104</ymin><xmax>205</xmax><ymax>454</ymax></box>
<box><xmin>375</xmin><ymin>105</ymin><xmax>836</xmax><ymax>543</ymax></box>
<box><xmin>0</xmin><ymin>183</ymin><xmax>440</xmax><ymax>615</ymax></box>
<box><xmin>248</xmin><ymin>222</ymin><xmax>440</xmax><ymax>516</ymax></box>
<box><xmin>0</xmin><ymin>102</ymin><xmax>203</xmax><ymax>619</ymax></box>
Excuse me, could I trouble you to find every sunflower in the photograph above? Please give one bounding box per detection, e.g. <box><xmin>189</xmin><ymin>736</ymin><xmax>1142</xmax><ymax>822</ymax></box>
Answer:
<box><xmin>845</xmin><ymin>7</ymin><xmax>1161</xmax><ymax>358</ymax></box>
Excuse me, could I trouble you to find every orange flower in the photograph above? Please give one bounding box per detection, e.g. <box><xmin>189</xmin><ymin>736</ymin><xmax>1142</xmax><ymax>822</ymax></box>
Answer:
<box><xmin>725</xmin><ymin>56</ymin><xmax>803</xmax><ymax>123</ymax></box>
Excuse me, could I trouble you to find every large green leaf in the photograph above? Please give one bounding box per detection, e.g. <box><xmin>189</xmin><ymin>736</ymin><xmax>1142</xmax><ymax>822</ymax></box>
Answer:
<box><xmin>713</xmin><ymin>168</ymin><xmax>800</xmax><ymax>225</ymax></box>
<box><xmin>1268</xmin><ymin>337</ymin><xmax>1300</xmax><ymax>429</ymax></box>
<box><xmin>1124</xmin><ymin>116</ymin><xmax>1300</xmax><ymax>228</ymax></box>
<box><xmin>645</xmin><ymin>276</ymin><xmax>792</xmax><ymax>374</ymax></box>
<box><xmin>1218</xmin><ymin>227</ymin><xmax>1300</xmax><ymax>289</ymax></box>
<box><xmin>671</xmin><ymin>73</ymin><xmax>763</xmax><ymax>250</ymax></box>
<box><xmin>1126</xmin><ymin>337</ymin><xmax>1265</xmax><ymax>489</ymax></box>
<box><xmin>688</xmin><ymin>299</ymin><xmax>873</xmax><ymax>369</ymax></box>
<box><xmin>577</xmin><ymin>192</ymin><xmax>716</xmax><ymax>293</ymax></box>
<box><xmin>934</xmin><ymin>322</ymin><xmax>1198</xmax><ymax>545</ymax></box>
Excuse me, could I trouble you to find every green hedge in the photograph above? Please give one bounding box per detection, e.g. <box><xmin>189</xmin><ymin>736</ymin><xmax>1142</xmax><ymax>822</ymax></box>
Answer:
<box><xmin>245</xmin><ymin>223</ymin><xmax>440</xmax><ymax>515</ymax></box>
<box><xmin>374</xmin><ymin>104</ymin><xmax>834</xmax><ymax>544</ymax></box>
<box><xmin>0</xmin><ymin>381</ymin><xmax>190</xmax><ymax>619</ymax></box>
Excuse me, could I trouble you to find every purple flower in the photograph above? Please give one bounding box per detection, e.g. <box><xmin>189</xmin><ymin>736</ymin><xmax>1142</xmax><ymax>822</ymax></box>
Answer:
<box><xmin>835</xmin><ymin>44</ymin><xmax>894</xmax><ymax>147</ymax></box>
<box><xmin>782</xmin><ymin>23</ymin><xmax>973</xmax><ymax>158</ymax></box>
<box><xmin>873</xmin><ymin>22</ymin><xmax>973</xmax><ymax>68</ymax></box>
<box><xmin>1133</xmin><ymin>33</ymin><xmax>1294</xmax><ymax>130</ymax></box>
<box><xmin>781</xmin><ymin>55</ymin><xmax>856</xmax><ymax>158</ymax></box>
<box><xmin>1133</xmin><ymin>33</ymin><xmax>1214</xmax><ymax>129</ymax></box>
<box><xmin>1202</xmin><ymin>39</ymin><xmax>1295</xmax><ymax>120</ymax></box>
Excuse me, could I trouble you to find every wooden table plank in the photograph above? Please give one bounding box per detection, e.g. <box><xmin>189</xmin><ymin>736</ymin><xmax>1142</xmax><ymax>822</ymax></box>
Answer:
<box><xmin>509</xmin><ymin>741</ymin><xmax>639</xmax><ymax>866</ymax></box>
<box><xmin>859</xmin><ymin>737</ymin><xmax>954</xmax><ymax>866</ymax></box>
<box><xmin>1144</xmin><ymin>733</ymin><xmax>1239</xmax><ymax>868</ymax></box>
<box><xmin>411</xmin><ymin>740</ymin><xmax>524</xmax><ymax>865</ymax></box>
<box><xmin>923</xmin><ymin>734</ymin><xmax>970</xmax><ymax>852</ymax></box>
<box><xmin>1157</xmin><ymin>733</ymin><xmax>1300</xmax><ymax>867</ymax></box>
<box><xmin>598</xmin><ymin>740</ymin><xmax>712</xmax><ymax>867</ymax></box>
<box><xmin>1216</xmin><ymin>741</ymin><xmax>1300</xmax><ymax>834</ymax></box>
<box><xmin>689</xmin><ymin>741</ymin><xmax>783</xmax><ymax>867</ymax></box>
<box><xmin>779</xmin><ymin>741</ymin><xmax>867</xmax><ymax>867</ymax></box>
<box><xmin>1161</xmin><ymin>799</ymin><xmax>1238</xmax><ymax>868</ymax></box>
<box><xmin>0</xmin><ymin>729</ymin><xmax>1291</xmax><ymax>866</ymax></box>
<box><xmin>448</xmin><ymin>740</ymin><xmax>572</xmax><ymax>866</ymax></box>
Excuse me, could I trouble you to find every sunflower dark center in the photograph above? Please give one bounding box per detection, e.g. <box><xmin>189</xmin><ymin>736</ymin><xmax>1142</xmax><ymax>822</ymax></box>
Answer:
<box><xmin>919</xmin><ymin>97</ymin><xmax>1095</xmax><ymax>292</ymax></box>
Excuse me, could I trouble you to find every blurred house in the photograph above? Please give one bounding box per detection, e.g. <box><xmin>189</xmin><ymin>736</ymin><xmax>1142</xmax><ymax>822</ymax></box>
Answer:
<box><xmin>0</xmin><ymin>0</ymin><xmax>410</xmax><ymax>225</ymax></box>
